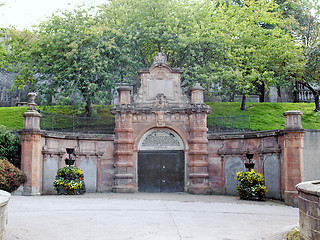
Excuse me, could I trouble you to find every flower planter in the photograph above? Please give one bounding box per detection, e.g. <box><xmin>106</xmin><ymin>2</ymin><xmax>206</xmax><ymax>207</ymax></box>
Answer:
<box><xmin>54</xmin><ymin>166</ymin><xmax>86</xmax><ymax>195</ymax></box>
<box><xmin>58</xmin><ymin>186</ymin><xmax>80</xmax><ymax>195</ymax></box>
<box><xmin>245</xmin><ymin>162</ymin><xmax>255</xmax><ymax>169</ymax></box>
<box><xmin>240</xmin><ymin>195</ymin><xmax>264</xmax><ymax>201</ymax></box>
<box><xmin>65</xmin><ymin>159</ymin><xmax>75</xmax><ymax>166</ymax></box>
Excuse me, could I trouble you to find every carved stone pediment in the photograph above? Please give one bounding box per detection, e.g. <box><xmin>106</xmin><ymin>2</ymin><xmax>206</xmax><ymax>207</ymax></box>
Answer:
<box><xmin>133</xmin><ymin>52</ymin><xmax>190</xmax><ymax>108</ymax></box>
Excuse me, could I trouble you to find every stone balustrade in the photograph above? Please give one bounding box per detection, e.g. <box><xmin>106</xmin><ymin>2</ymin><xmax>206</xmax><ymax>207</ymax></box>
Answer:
<box><xmin>296</xmin><ymin>181</ymin><xmax>320</xmax><ymax>240</ymax></box>
<box><xmin>0</xmin><ymin>190</ymin><xmax>11</xmax><ymax>240</ymax></box>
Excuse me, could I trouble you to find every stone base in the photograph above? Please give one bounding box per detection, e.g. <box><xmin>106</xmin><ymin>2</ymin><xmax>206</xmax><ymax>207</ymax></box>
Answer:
<box><xmin>22</xmin><ymin>186</ymin><xmax>41</xmax><ymax>196</ymax></box>
<box><xmin>112</xmin><ymin>186</ymin><xmax>137</xmax><ymax>193</ymax></box>
<box><xmin>187</xmin><ymin>185</ymin><xmax>211</xmax><ymax>195</ymax></box>
<box><xmin>284</xmin><ymin>190</ymin><xmax>299</xmax><ymax>207</ymax></box>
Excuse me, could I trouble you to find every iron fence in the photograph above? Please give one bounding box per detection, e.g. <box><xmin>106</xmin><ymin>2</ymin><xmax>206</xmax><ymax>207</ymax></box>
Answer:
<box><xmin>207</xmin><ymin>115</ymin><xmax>250</xmax><ymax>133</ymax></box>
<box><xmin>40</xmin><ymin>112</ymin><xmax>115</xmax><ymax>134</ymax></box>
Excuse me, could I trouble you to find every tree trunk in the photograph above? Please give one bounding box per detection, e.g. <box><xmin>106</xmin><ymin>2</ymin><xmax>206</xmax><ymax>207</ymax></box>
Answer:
<box><xmin>277</xmin><ymin>86</ymin><xmax>282</xmax><ymax>103</ymax></box>
<box><xmin>241</xmin><ymin>95</ymin><xmax>246</xmax><ymax>110</ymax></box>
<box><xmin>85</xmin><ymin>100</ymin><xmax>92</xmax><ymax>117</ymax></box>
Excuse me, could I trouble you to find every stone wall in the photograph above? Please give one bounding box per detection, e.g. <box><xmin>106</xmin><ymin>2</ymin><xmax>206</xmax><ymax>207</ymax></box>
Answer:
<box><xmin>208</xmin><ymin>130</ymin><xmax>282</xmax><ymax>198</ymax></box>
<box><xmin>41</xmin><ymin>132</ymin><xmax>115</xmax><ymax>194</ymax></box>
<box><xmin>0</xmin><ymin>190</ymin><xmax>10</xmax><ymax>240</ymax></box>
<box><xmin>296</xmin><ymin>181</ymin><xmax>320</xmax><ymax>240</ymax></box>
<box><xmin>303</xmin><ymin>130</ymin><xmax>320</xmax><ymax>181</ymax></box>
<box><xmin>0</xmin><ymin>69</ymin><xmax>29</xmax><ymax>107</ymax></box>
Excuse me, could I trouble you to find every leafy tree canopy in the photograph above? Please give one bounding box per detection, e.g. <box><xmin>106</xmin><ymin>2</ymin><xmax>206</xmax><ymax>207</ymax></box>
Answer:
<box><xmin>3</xmin><ymin>0</ymin><xmax>309</xmax><ymax>112</ymax></box>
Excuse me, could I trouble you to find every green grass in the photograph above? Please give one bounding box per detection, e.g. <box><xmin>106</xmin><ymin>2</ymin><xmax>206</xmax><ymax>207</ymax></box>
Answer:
<box><xmin>0</xmin><ymin>103</ymin><xmax>320</xmax><ymax>131</ymax></box>
<box><xmin>0</xmin><ymin>107</ymin><xmax>28</xmax><ymax>130</ymax></box>
<box><xmin>207</xmin><ymin>102</ymin><xmax>320</xmax><ymax>130</ymax></box>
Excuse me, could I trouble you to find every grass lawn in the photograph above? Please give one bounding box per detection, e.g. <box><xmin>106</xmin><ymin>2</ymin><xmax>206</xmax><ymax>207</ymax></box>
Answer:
<box><xmin>207</xmin><ymin>102</ymin><xmax>320</xmax><ymax>130</ymax></box>
<box><xmin>0</xmin><ymin>102</ymin><xmax>319</xmax><ymax>131</ymax></box>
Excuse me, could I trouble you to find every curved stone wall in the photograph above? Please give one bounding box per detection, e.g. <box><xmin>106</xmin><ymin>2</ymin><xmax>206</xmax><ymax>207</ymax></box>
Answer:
<box><xmin>296</xmin><ymin>181</ymin><xmax>320</xmax><ymax>240</ymax></box>
<box><xmin>0</xmin><ymin>190</ymin><xmax>11</xmax><ymax>240</ymax></box>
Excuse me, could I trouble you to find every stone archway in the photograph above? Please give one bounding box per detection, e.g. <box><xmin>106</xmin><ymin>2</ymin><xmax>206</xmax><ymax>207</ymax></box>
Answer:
<box><xmin>138</xmin><ymin>129</ymin><xmax>185</xmax><ymax>192</ymax></box>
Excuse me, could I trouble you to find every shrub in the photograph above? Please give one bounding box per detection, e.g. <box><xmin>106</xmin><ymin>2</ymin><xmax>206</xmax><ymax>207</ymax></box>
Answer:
<box><xmin>0</xmin><ymin>158</ymin><xmax>27</xmax><ymax>193</ymax></box>
<box><xmin>235</xmin><ymin>170</ymin><xmax>267</xmax><ymax>200</ymax></box>
<box><xmin>53</xmin><ymin>166</ymin><xmax>86</xmax><ymax>195</ymax></box>
<box><xmin>0</xmin><ymin>125</ymin><xmax>21</xmax><ymax>168</ymax></box>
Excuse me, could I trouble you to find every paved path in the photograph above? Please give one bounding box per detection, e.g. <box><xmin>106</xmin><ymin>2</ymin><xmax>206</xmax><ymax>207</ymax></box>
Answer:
<box><xmin>6</xmin><ymin>193</ymin><xmax>298</xmax><ymax>240</ymax></box>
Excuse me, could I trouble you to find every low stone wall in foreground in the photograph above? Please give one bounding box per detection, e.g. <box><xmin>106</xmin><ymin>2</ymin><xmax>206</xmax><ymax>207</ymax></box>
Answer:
<box><xmin>0</xmin><ymin>190</ymin><xmax>11</xmax><ymax>240</ymax></box>
<box><xmin>296</xmin><ymin>181</ymin><xmax>320</xmax><ymax>240</ymax></box>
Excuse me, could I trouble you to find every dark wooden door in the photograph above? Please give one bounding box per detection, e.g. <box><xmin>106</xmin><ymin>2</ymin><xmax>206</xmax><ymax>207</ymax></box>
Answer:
<box><xmin>138</xmin><ymin>151</ymin><xmax>184</xmax><ymax>192</ymax></box>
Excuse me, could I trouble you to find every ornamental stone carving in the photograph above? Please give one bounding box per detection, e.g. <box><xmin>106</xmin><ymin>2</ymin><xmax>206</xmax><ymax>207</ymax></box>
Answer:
<box><xmin>139</xmin><ymin>129</ymin><xmax>184</xmax><ymax>151</ymax></box>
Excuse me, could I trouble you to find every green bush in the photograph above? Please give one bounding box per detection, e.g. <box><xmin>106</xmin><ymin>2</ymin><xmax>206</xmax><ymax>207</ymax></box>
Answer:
<box><xmin>53</xmin><ymin>166</ymin><xmax>86</xmax><ymax>195</ymax></box>
<box><xmin>0</xmin><ymin>125</ymin><xmax>21</xmax><ymax>168</ymax></box>
<box><xmin>235</xmin><ymin>170</ymin><xmax>267</xmax><ymax>200</ymax></box>
<box><xmin>0</xmin><ymin>158</ymin><xmax>27</xmax><ymax>193</ymax></box>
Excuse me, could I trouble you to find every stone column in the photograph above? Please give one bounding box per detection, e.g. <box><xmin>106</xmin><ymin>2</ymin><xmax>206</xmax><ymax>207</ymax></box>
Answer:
<box><xmin>112</xmin><ymin>87</ymin><xmax>136</xmax><ymax>193</ymax></box>
<box><xmin>20</xmin><ymin>93</ymin><xmax>43</xmax><ymax>195</ymax></box>
<box><xmin>188</xmin><ymin>84</ymin><xmax>211</xmax><ymax>194</ymax></box>
<box><xmin>282</xmin><ymin>110</ymin><xmax>304</xmax><ymax>206</ymax></box>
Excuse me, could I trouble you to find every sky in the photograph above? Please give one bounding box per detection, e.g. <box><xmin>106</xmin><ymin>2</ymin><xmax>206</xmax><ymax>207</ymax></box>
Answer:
<box><xmin>0</xmin><ymin>0</ymin><xmax>106</xmax><ymax>29</ymax></box>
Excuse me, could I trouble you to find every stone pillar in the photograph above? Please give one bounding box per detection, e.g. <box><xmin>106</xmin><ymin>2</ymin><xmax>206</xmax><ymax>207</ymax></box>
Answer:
<box><xmin>112</xmin><ymin>86</ymin><xmax>136</xmax><ymax>193</ymax></box>
<box><xmin>282</xmin><ymin>110</ymin><xmax>304</xmax><ymax>206</ymax></box>
<box><xmin>188</xmin><ymin>84</ymin><xmax>211</xmax><ymax>194</ymax></box>
<box><xmin>20</xmin><ymin>93</ymin><xmax>43</xmax><ymax>195</ymax></box>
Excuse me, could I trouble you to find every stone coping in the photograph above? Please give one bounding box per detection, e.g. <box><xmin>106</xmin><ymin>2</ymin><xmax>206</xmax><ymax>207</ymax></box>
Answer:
<box><xmin>296</xmin><ymin>180</ymin><xmax>320</xmax><ymax>196</ymax></box>
<box><xmin>208</xmin><ymin>129</ymin><xmax>283</xmax><ymax>139</ymax></box>
<box><xmin>0</xmin><ymin>190</ymin><xmax>11</xmax><ymax>208</ymax></box>
<box><xmin>43</xmin><ymin>131</ymin><xmax>115</xmax><ymax>140</ymax></box>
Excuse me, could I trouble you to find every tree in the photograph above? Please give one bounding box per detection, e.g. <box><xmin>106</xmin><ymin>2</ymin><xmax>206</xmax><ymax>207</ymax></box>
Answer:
<box><xmin>301</xmin><ymin>43</ymin><xmax>320</xmax><ymax>110</ymax></box>
<box><xmin>200</xmin><ymin>0</ymin><xmax>303</xmax><ymax>109</ymax></box>
<box><xmin>5</xmin><ymin>0</ymin><xmax>307</xmax><ymax>112</ymax></box>
<box><xmin>275</xmin><ymin>0</ymin><xmax>320</xmax><ymax>110</ymax></box>
<box><xmin>101</xmin><ymin>0</ymin><xmax>229</xmax><ymax>88</ymax></box>
<box><xmin>6</xmin><ymin>7</ymin><xmax>134</xmax><ymax>116</ymax></box>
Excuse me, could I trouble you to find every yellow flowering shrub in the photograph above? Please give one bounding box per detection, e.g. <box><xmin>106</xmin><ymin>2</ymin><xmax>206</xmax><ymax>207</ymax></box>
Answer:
<box><xmin>53</xmin><ymin>166</ymin><xmax>86</xmax><ymax>195</ymax></box>
<box><xmin>235</xmin><ymin>170</ymin><xmax>266</xmax><ymax>199</ymax></box>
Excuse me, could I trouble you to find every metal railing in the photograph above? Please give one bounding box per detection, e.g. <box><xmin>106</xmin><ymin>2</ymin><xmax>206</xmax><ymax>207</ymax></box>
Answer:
<box><xmin>40</xmin><ymin>112</ymin><xmax>115</xmax><ymax>134</ymax></box>
<box><xmin>40</xmin><ymin>112</ymin><xmax>249</xmax><ymax>134</ymax></box>
<box><xmin>207</xmin><ymin>115</ymin><xmax>250</xmax><ymax>133</ymax></box>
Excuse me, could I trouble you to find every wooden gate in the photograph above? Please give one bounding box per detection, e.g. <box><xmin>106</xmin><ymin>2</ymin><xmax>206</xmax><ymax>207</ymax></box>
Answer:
<box><xmin>138</xmin><ymin>150</ymin><xmax>184</xmax><ymax>192</ymax></box>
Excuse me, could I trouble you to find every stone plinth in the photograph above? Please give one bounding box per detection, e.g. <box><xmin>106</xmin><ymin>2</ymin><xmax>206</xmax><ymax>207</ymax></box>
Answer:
<box><xmin>0</xmin><ymin>190</ymin><xmax>10</xmax><ymax>240</ymax></box>
<box><xmin>117</xmin><ymin>86</ymin><xmax>132</xmax><ymax>105</ymax></box>
<box><xmin>283</xmin><ymin>111</ymin><xmax>303</xmax><ymax>131</ymax></box>
<box><xmin>296</xmin><ymin>181</ymin><xmax>320</xmax><ymax>240</ymax></box>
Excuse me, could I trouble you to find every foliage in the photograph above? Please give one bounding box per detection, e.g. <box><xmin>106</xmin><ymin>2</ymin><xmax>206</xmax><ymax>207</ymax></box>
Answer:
<box><xmin>286</xmin><ymin>228</ymin><xmax>300</xmax><ymax>240</ymax></box>
<box><xmin>3</xmin><ymin>0</ymin><xmax>304</xmax><ymax>112</ymax></box>
<box><xmin>235</xmin><ymin>170</ymin><xmax>267</xmax><ymax>199</ymax></box>
<box><xmin>0</xmin><ymin>158</ymin><xmax>27</xmax><ymax>193</ymax></box>
<box><xmin>0</xmin><ymin>125</ymin><xmax>21</xmax><ymax>168</ymax></box>
<box><xmin>102</xmin><ymin>0</ymin><xmax>302</xmax><ymax>110</ymax></box>
<box><xmin>6</xmin><ymin>6</ymin><xmax>134</xmax><ymax>116</ymax></box>
<box><xmin>53</xmin><ymin>166</ymin><xmax>86</xmax><ymax>195</ymax></box>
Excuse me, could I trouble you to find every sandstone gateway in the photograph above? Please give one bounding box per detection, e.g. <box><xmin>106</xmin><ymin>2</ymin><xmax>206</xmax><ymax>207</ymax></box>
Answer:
<box><xmin>20</xmin><ymin>53</ymin><xmax>306</xmax><ymax>206</ymax></box>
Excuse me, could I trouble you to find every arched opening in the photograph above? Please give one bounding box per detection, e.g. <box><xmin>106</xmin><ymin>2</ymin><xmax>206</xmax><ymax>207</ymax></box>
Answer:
<box><xmin>138</xmin><ymin>128</ymin><xmax>185</xmax><ymax>192</ymax></box>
